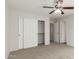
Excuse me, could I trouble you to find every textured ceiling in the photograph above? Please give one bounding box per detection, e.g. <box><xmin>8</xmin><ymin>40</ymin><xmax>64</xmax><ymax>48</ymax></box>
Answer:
<box><xmin>7</xmin><ymin>0</ymin><xmax>74</xmax><ymax>18</ymax></box>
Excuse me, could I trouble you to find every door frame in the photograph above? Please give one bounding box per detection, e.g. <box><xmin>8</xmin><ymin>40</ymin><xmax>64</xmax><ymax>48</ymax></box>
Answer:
<box><xmin>18</xmin><ymin>17</ymin><xmax>24</xmax><ymax>49</ymax></box>
<box><xmin>38</xmin><ymin>20</ymin><xmax>45</xmax><ymax>45</ymax></box>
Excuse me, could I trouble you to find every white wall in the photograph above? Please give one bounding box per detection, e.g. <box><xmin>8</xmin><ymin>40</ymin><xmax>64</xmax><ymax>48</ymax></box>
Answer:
<box><xmin>58</xmin><ymin>15</ymin><xmax>74</xmax><ymax>47</ymax></box>
<box><xmin>9</xmin><ymin>10</ymin><xmax>19</xmax><ymax>51</ymax></box>
<box><xmin>9</xmin><ymin>9</ymin><xmax>50</xmax><ymax>51</ymax></box>
<box><xmin>5</xmin><ymin>2</ymin><xmax>10</xmax><ymax>59</ymax></box>
<box><xmin>50</xmin><ymin>18</ymin><xmax>55</xmax><ymax>24</ymax></box>
<box><xmin>64</xmin><ymin>15</ymin><xmax>74</xmax><ymax>47</ymax></box>
<box><xmin>44</xmin><ymin>19</ymin><xmax>50</xmax><ymax>45</ymax></box>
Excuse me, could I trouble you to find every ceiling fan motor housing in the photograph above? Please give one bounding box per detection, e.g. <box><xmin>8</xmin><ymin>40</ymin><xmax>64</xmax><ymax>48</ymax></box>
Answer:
<box><xmin>55</xmin><ymin>0</ymin><xmax>63</xmax><ymax>8</ymax></box>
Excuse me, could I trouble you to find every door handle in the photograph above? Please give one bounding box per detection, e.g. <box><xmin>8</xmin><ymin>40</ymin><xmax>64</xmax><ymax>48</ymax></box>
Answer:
<box><xmin>18</xmin><ymin>34</ymin><xmax>21</xmax><ymax>36</ymax></box>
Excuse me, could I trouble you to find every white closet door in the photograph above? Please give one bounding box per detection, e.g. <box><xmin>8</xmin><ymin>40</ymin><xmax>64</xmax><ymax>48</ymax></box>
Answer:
<box><xmin>24</xmin><ymin>19</ymin><xmax>37</xmax><ymax>48</ymax></box>
<box><xmin>60</xmin><ymin>21</ymin><xmax>65</xmax><ymax>43</ymax></box>
<box><xmin>54</xmin><ymin>22</ymin><xmax>60</xmax><ymax>43</ymax></box>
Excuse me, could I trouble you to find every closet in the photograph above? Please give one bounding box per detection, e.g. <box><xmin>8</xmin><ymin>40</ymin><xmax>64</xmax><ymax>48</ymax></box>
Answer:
<box><xmin>54</xmin><ymin>21</ymin><xmax>66</xmax><ymax>43</ymax></box>
<box><xmin>50</xmin><ymin>23</ymin><xmax>54</xmax><ymax>43</ymax></box>
<box><xmin>38</xmin><ymin>21</ymin><xmax>45</xmax><ymax>45</ymax></box>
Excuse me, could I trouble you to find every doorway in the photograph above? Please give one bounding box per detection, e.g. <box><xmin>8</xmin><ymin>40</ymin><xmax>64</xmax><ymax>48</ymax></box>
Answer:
<box><xmin>38</xmin><ymin>21</ymin><xmax>45</xmax><ymax>45</ymax></box>
<box><xmin>50</xmin><ymin>23</ymin><xmax>54</xmax><ymax>43</ymax></box>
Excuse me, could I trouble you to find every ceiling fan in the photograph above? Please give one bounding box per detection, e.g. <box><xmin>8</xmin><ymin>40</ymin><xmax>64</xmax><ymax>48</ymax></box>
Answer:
<box><xmin>43</xmin><ymin>0</ymin><xmax>74</xmax><ymax>15</ymax></box>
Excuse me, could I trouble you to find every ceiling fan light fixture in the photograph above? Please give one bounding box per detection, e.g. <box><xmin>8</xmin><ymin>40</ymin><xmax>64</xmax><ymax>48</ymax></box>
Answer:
<box><xmin>54</xmin><ymin>9</ymin><xmax>61</xmax><ymax>13</ymax></box>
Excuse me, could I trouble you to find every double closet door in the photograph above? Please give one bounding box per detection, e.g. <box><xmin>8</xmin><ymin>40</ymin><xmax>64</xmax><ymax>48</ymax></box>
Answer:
<box><xmin>18</xmin><ymin>18</ymin><xmax>37</xmax><ymax>50</ymax></box>
<box><xmin>54</xmin><ymin>21</ymin><xmax>65</xmax><ymax>43</ymax></box>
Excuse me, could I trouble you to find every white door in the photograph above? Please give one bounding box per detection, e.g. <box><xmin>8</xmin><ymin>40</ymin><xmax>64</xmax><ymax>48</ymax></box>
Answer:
<box><xmin>60</xmin><ymin>21</ymin><xmax>65</xmax><ymax>43</ymax></box>
<box><xmin>18</xmin><ymin>18</ymin><xmax>24</xmax><ymax>49</ymax></box>
<box><xmin>54</xmin><ymin>22</ymin><xmax>60</xmax><ymax>43</ymax></box>
<box><xmin>24</xmin><ymin>19</ymin><xmax>37</xmax><ymax>48</ymax></box>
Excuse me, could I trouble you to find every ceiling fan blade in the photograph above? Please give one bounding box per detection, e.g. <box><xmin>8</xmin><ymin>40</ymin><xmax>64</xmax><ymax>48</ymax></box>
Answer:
<box><xmin>61</xmin><ymin>10</ymin><xmax>64</xmax><ymax>15</ymax></box>
<box><xmin>49</xmin><ymin>10</ymin><xmax>55</xmax><ymax>14</ymax></box>
<box><xmin>63</xmin><ymin>7</ymin><xmax>74</xmax><ymax>9</ymax></box>
<box><xmin>43</xmin><ymin>6</ymin><xmax>54</xmax><ymax>8</ymax></box>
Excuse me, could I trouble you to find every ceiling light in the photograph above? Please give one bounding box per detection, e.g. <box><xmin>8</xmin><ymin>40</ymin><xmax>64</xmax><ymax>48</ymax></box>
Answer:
<box><xmin>54</xmin><ymin>9</ymin><xmax>61</xmax><ymax>13</ymax></box>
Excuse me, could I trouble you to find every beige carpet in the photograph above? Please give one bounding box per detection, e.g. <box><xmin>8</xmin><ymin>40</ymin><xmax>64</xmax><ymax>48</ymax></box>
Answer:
<box><xmin>8</xmin><ymin>43</ymin><xmax>74</xmax><ymax>59</ymax></box>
